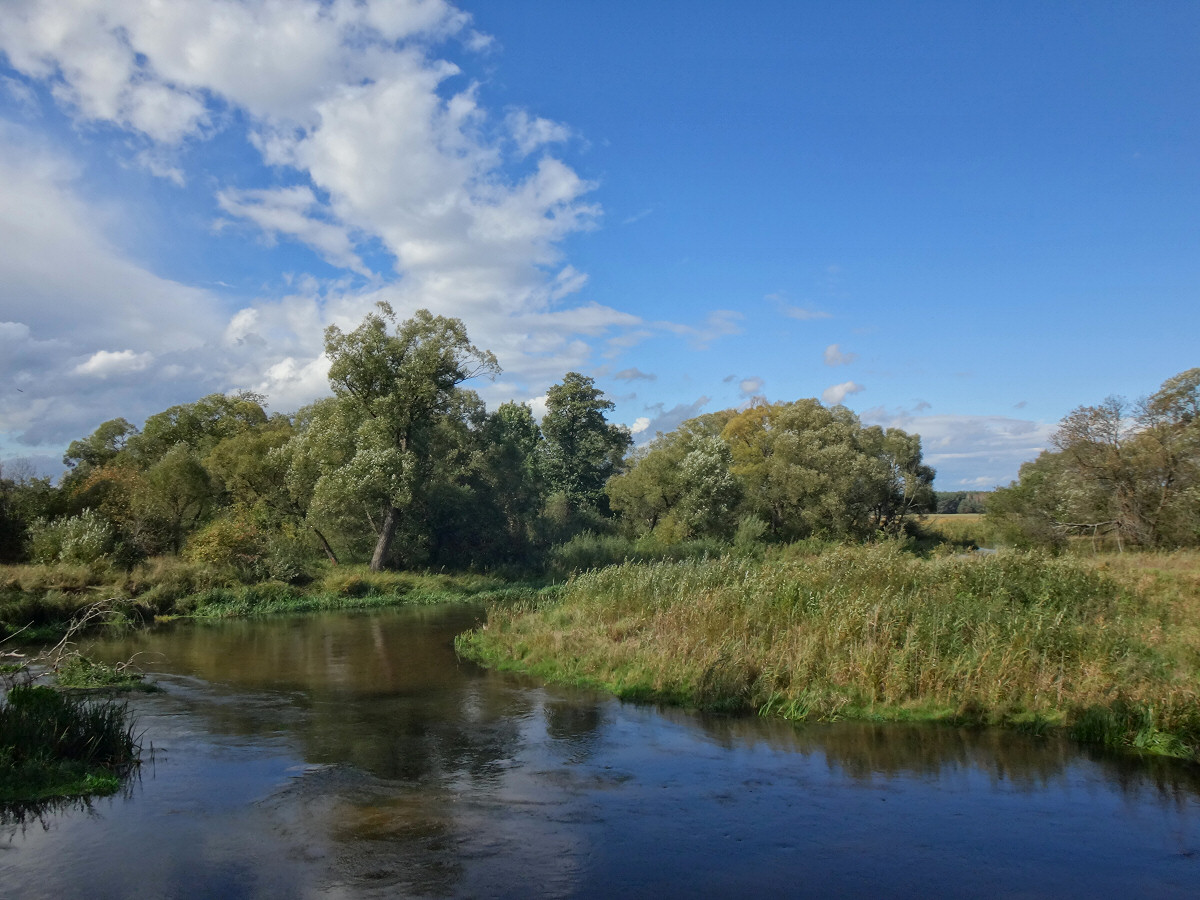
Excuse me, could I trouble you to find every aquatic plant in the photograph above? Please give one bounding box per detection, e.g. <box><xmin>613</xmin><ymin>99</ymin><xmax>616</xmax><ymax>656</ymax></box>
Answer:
<box><xmin>0</xmin><ymin>684</ymin><xmax>139</xmax><ymax>802</ymax></box>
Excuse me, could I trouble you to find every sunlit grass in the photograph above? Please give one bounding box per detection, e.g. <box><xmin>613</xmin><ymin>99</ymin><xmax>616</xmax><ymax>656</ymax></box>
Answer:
<box><xmin>458</xmin><ymin>544</ymin><xmax>1200</xmax><ymax>759</ymax></box>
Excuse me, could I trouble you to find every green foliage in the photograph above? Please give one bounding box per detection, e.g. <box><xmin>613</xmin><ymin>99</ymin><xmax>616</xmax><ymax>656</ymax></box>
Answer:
<box><xmin>935</xmin><ymin>491</ymin><xmax>990</xmax><ymax>515</ymax></box>
<box><xmin>542</xmin><ymin>372</ymin><xmax>631</xmax><ymax>515</ymax></box>
<box><xmin>462</xmin><ymin>546</ymin><xmax>1200</xmax><ymax>757</ymax></box>
<box><xmin>316</xmin><ymin>303</ymin><xmax>500</xmax><ymax>570</ymax></box>
<box><xmin>183</xmin><ymin>513</ymin><xmax>267</xmax><ymax>578</ymax></box>
<box><xmin>54</xmin><ymin>654</ymin><xmax>148</xmax><ymax>691</ymax></box>
<box><xmin>125</xmin><ymin>392</ymin><xmax>268</xmax><ymax>466</ymax></box>
<box><xmin>990</xmin><ymin>368</ymin><xmax>1200</xmax><ymax>550</ymax></box>
<box><xmin>612</xmin><ymin>400</ymin><xmax>934</xmax><ymax>545</ymax></box>
<box><xmin>547</xmin><ymin>531</ymin><xmax>727</xmax><ymax>578</ymax></box>
<box><xmin>28</xmin><ymin>509</ymin><xmax>115</xmax><ymax>565</ymax></box>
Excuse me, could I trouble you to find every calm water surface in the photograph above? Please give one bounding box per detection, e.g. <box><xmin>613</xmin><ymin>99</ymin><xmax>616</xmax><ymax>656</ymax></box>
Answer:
<box><xmin>3</xmin><ymin>604</ymin><xmax>1199</xmax><ymax>898</ymax></box>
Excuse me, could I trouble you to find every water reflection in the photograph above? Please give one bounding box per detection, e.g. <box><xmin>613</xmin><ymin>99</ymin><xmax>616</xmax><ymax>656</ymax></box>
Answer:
<box><xmin>2</xmin><ymin>605</ymin><xmax>1197</xmax><ymax>898</ymax></box>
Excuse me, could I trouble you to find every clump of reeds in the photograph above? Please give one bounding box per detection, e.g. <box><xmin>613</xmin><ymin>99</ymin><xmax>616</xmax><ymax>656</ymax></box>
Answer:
<box><xmin>0</xmin><ymin>684</ymin><xmax>139</xmax><ymax>802</ymax></box>
<box><xmin>458</xmin><ymin>543</ymin><xmax>1200</xmax><ymax>758</ymax></box>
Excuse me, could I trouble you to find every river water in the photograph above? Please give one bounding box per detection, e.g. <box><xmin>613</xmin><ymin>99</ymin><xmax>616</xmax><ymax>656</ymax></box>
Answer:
<box><xmin>3</xmin><ymin>603</ymin><xmax>1199</xmax><ymax>898</ymax></box>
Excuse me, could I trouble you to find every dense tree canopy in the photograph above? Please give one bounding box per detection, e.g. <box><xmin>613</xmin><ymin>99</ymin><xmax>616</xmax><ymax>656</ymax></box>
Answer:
<box><xmin>609</xmin><ymin>400</ymin><xmax>934</xmax><ymax>542</ymax></box>
<box><xmin>541</xmin><ymin>372</ymin><xmax>632</xmax><ymax>512</ymax></box>
<box><xmin>2</xmin><ymin>307</ymin><xmax>965</xmax><ymax>574</ymax></box>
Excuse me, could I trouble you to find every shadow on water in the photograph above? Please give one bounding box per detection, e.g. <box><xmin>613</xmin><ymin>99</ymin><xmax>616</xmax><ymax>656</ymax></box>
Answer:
<box><xmin>2</xmin><ymin>604</ymin><xmax>1198</xmax><ymax>898</ymax></box>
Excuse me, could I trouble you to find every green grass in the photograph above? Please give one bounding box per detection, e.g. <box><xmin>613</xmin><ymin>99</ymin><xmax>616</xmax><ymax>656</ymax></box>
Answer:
<box><xmin>458</xmin><ymin>543</ymin><xmax>1200</xmax><ymax>760</ymax></box>
<box><xmin>53</xmin><ymin>654</ymin><xmax>154</xmax><ymax>691</ymax></box>
<box><xmin>0</xmin><ymin>684</ymin><xmax>139</xmax><ymax>803</ymax></box>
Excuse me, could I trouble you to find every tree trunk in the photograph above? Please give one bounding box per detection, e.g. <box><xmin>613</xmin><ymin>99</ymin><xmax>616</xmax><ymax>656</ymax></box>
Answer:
<box><xmin>370</xmin><ymin>505</ymin><xmax>400</xmax><ymax>571</ymax></box>
<box><xmin>310</xmin><ymin>526</ymin><xmax>339</xmax><ymax>565</ymax></box>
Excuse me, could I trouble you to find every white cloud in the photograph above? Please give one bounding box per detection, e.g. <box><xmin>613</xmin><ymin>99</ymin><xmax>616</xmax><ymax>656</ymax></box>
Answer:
<box><xmin>74</xmin><ymin>349</ymin><xmax>154</xmax><ymax>378</ymax></box>
<box><xmin>739</xmin><ymin>376</ymin><xmax>765</xmax><ymax>396</ymax></box>
<box><xmin>661</xmin><ymin>310</ymin><xmax>743</xmax><ymax>349</ymax></box>
<box><xmin>217</xmin><ymin>185</ymin><xmax>370</xmax><ymax>276</ymax></box>
<box><xmin>822</xmin><ymin>381</ymin><xmax>865</xmax><ymax>405</ymax></box>
<box><xmin>768</xmin><ymin>293</ymin><xmax>831</xmax><ymax>321</ymax></box>
<box><xmin>861</xmin><ymin>407</ymin><xmax>1057</xmax><ymax>489</ymax></box>
<box><xmin>630</xmin><ymin>416</ymin><xmax>652</xmax><ymax>435</ymax></box>
<box><xmin>823</xmin><ymin>344</ymin><xmax>858</xmax><ymax>366</ymax></box>
<box><xmin>0</xmin><ymin>0</ymin><xmax>734</xmax><ymax>463</ymax></box>
<box><xmin>506</xmin><ymin>109</ymin><xmax>572</xmax><ymax>156</ymax></box>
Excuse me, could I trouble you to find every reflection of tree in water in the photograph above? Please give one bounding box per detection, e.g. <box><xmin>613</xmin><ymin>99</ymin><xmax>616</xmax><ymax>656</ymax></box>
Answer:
<box><xmin>686</xmin><ymin>713</ymin><xmax>1200</xmax><ymax>801</ymax></box>
<box><xmin>102</xmin><ymin>607</ymin><xmax>533</xmax><ymax>785</ymax></box>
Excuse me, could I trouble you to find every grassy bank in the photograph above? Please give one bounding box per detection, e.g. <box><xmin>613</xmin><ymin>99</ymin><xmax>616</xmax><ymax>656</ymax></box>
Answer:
<box><xmin>457</xmin><ymin>544</ymin><xmax>1200</xmax><ymax>760</ymax></box>
<box><xmin>0</xmin><ymin>559</ymin><xmax>547</xmax><ymax>640</ymax></box>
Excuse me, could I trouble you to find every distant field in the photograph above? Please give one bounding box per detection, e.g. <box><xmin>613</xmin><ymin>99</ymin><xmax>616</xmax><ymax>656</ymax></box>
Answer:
<box><xmin>919</xmin><ymin>513</ymin><xmax>993</xmax><ymax>547</ymax></box>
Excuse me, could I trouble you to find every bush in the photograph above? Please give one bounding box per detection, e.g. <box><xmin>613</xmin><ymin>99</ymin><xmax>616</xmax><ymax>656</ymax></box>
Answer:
<box><xmin>183</xmin><ymin>514</ymin><xmax>266</xmax><ymax>578</ymax></box>
<box><xmin>28</xmin><ymin>510</ymin><xmax>115</xmax><ymax>565</ymax></box>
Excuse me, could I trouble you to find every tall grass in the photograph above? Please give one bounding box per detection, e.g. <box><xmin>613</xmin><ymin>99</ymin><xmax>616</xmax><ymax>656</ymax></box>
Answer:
<box><xmin>458</xmin><ymin>543</ymin><xmax>1200</xmax><ymax>758</ymax></box>
<box><xmin>0</xmin><ymin>685</ymin><xmax>139</xmax><ymax>802</ymax></box>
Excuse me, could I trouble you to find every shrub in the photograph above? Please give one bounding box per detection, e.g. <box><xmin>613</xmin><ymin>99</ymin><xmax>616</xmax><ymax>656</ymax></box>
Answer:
<box><xmin>28</xmin><ymin>510</ymin><xmax>115</xmax><ymax>565</ymax></box>
<box><xmin>183</xmin><ymin>514</ymin><xmax>266</xmax><ymax>578</ymax></box>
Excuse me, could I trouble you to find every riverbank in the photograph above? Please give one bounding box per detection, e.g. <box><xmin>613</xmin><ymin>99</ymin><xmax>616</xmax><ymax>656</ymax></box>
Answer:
<box><xmin>456</xmin><ymin>544</ymin><xmax>1200</xmax><ymax>761</ymax></box>
<box><xmin>0</xmin><ymin>559</ymin><xmax>551</xmax><ymax>641</ymax></box>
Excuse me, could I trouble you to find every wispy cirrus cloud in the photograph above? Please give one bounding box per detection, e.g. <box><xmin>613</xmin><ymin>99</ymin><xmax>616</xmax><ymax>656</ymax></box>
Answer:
<box><xmin>767</xmin><ymin>292</ymin><xmax>831</xmax><ymax>321</ymax></box>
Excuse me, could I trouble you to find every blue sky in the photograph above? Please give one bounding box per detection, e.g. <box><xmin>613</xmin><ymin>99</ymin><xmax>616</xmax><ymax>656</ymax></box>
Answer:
<box><xmin>0</xmin><ymin>1</ymin><xmax>1196</xmax><ymax>489</ymax></box>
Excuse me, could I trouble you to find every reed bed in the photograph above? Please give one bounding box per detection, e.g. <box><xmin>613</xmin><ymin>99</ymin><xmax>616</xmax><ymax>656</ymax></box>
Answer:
<box><xmin>458</xmin><ymin>544</ymin><xmax>1200</xmax><ymax>759</ymax></box>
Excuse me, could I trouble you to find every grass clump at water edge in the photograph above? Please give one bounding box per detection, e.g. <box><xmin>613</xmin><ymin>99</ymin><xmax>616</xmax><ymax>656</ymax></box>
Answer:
<box><xmin>0</xmin><ymin>684</ymin><xmax>140</xmax><ymax>803</ymax></box>
<box><xmin>456</xmin><ymin>544</ymin><xmax>1200</xmax><ymax>760</ymax></box>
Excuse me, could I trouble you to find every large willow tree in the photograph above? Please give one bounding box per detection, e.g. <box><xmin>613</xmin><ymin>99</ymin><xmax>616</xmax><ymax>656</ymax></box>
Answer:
<box><xmin>316</xmin><ymin>304</ymin><xmax>499</xmax><ymax>570</ymax></box>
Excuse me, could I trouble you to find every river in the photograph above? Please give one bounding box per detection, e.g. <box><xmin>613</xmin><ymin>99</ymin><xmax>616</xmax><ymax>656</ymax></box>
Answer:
<box><xmin>3</xmin><ymin>603</ymin><xmax>1199</xmax><ymax>898</ymax></box>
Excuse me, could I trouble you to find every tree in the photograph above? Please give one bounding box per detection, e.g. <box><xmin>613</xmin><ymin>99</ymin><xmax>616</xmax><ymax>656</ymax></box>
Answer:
<box><xmin>723</xmin><ymin>400</ymin><xmax>871</xmax><ymax>539</ymax></box>
<box><xmin>318</xmin><ymin>304</ymin><xmax>499</xmax><ymax>571</ymax></box>
<box><xmin>541</xmin><ymin>372</ymin><xmax>631</xmax><ymax>514</ymax></box>
<box><xmin>989</xmin><ymin>368</ymin><xmax>1200</xmax><ymax>549</ymax></box>
<box><xmin>126</xmin><ymin>392</ymin><xmax>268</xmax><ymax>466</ymax></box>
<box><xmin>606</xmin><ymin>411</ymin><xmax>740</xmax><ymax>540</ymax></box>
<box><xmin>858</xmin><ymin>426</ymin><xmax>936</xmax><ymax>533</ymax></box>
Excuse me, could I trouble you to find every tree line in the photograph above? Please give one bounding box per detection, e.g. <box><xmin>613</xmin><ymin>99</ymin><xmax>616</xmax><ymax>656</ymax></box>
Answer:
<box><xmin>1</xmin><ymin>305</ymin><xmax>938</xmax><ymax>575</ymax></box>
<box><xmin>989</xmin><ymin>368</ymin><xmax>1200</xmax><ymax>549</ymax></box>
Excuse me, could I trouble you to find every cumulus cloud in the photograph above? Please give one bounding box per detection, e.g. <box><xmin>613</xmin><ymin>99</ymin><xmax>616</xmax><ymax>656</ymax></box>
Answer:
<box><xmin>74</xmin><ymin>350</ymin><xmax>154</xmax><ymax>378</ymax></box>
<box><xmin>822</xmin><ymin>381</ymin><xmax>865</xmax><ymax>405</ymax></box>
<box><xmin>823</xmin><ymin>344</ymin><xmax>857</xmax><ymax>366</ymax></box>
<box><xmin>217</xmin><ymin>185</ymin><xmax>370</xmax><ymax>276</ymax></box>
<box><xmin>506</xmin><ymin>109</ymin><xmax>572</xmax><ymax>156</ymax></box>
<box><xmin>0</xmin><ymin>0</ymin><xmax>734</xmax><ymax>460</ymax></box>
<box><xmin>739</xmin><ymin>376</ymin><xmax>765</xmax><ymax>396</ymax></box>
